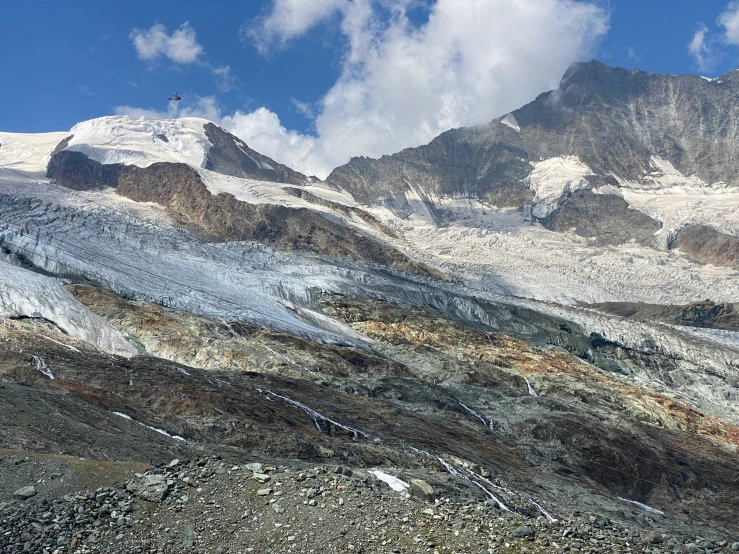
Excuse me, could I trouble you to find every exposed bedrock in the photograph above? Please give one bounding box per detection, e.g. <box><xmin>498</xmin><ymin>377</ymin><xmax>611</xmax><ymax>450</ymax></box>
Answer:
<box><xmin>676</xmin><ymin>224</ymin><xmax>739</xmax><ymax>269</ymax></box>
<box><xmin>587</xmin><ymin>299</ymin><xmax>739</xmax><ymax>333</ymax></box>
<box><xmin>540</xmin><ymin>190</ymin><xmax>662</xmax><ymax>245</ymax></box>
<box><xmin>329</xmin><ymin>60</ymin><xmax>739</xmax><ymax>204</ymax></box>
<box><xmin>203</xmin><ymin>122</ymin><xmax>308</xmax><ymax>185</ymax></box>
<box><xmin>2</xmin><ymin>293</ymin><xmax>738</xmax><ymax>537</ymax></box>
<box><xmin>326</xmin><ymin>122</ymin><xmax>534</xmax><ymax>208</ymax></box>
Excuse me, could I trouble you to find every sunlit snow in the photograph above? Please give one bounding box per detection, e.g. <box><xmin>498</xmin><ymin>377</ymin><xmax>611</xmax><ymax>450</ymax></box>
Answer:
<box><xmin>369</xmin><ymin>470</ymin><xmax>409</xmax><ymax>492</ymax></box>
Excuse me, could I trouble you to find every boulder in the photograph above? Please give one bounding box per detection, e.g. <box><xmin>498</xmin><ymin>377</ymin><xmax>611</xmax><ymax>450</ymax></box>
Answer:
<box><xmin>409</xmin><ymin>479</ymin><xmax>435</xmax><ymax>502</ymax></box>
<box><xmin>12</xmin><ymin>486</ymin><xmax>37</xmax><ymax>500</ymax></box>
<box><xmin>511</xmin><ymin>525</ymin><xmax>535</xmax><ymax>539</ymax></box>
<box><xmin>127</xmin><ymin>474</ymin><xmax>170</xmax><ymax>503</ymax></box>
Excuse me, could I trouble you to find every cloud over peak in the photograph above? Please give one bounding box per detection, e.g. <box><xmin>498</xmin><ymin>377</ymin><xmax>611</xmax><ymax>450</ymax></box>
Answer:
<box><xmin>232</xmin><ymin>0</ymin><xmax>610</xmax><ymax>178</ymax></box>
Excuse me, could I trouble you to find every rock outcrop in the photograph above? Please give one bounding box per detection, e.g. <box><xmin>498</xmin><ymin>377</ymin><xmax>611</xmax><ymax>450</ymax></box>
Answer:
<box><xmin>676</xmin><ymin>224</ymin><xmax>739</xmax><ymax>269</ymax></box>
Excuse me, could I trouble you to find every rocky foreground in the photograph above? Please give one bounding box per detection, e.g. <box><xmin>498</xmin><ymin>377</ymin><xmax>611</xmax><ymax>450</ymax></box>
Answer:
<box><xmin>1</xmin><ymin>454</ymin><xmax>738</xmax><ymax>554</ymax></box>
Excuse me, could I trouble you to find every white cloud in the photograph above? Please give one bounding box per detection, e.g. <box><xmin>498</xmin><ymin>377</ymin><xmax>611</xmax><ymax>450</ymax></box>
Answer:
<box><xmin>230</xmin><ymin>0</ymin><xmax>609</xmax><ymax>178</ymax></box>
<box><xmin>78</xmin><ymin>86</ymin><xmax>95</xmax><ymax>97</ymax></box>
<box><xmin>627</xmin><ymin>47</ymin><xmax>640</xmax><ymax>63</ymax></box>
<box><xmin>222</xmin><ymin>108</ymin><xmax>319</xmax><ymax>175</ymax></box>
<box><xmin>129</xmin><ymin>21</ymin><xmax>204</xmax><ymax>64</ymax></box>
<box><xmin>243</xmin><ymin>0</ymin><xmax>347</xmax><ymax>54</ymax></box>
<box><xmin>290</xmin><ymin>98</ymin><xmax>316</xmax><ymax>118</ymax></box>
<box><xmin>688</xmin><ymin>24</ymin><xmax>719</xmax><ymax>72</ymax></box>
<box><xmin>211</xmin><ymin>65</ymin><xmax>236</xmax><ymax>93</ymax></box>
<box><xmin>129</xmin><ymin>22</ymin><xmax>237</xmax><ymax>92</ymax></box>
<box><xmin>179</xmin><ymin>95</ymin><xmax>222</xmax><ymax>121</ymax></box>
<box><xmin>719</xmin><ymin>1</ymin><xmax>739</xmax><ymax>45</ymax></box>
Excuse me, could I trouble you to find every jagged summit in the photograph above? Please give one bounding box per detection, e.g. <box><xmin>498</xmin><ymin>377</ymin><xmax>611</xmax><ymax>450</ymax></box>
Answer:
<box><xmin>326</xmin><ymin>60</ymin><xmax>739</xmax><ymax>268</ymax></box>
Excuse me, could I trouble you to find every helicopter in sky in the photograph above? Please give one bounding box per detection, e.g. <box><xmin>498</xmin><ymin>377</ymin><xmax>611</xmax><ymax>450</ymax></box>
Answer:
<box><xmin>168</xmin><ymin>92</ymin><xmax>182</xmax><ymax>101</ymax></box>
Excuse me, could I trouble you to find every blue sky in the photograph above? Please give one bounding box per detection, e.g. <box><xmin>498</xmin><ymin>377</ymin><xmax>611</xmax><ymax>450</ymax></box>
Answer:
<box><xmin>2</xmin><ymin>0</ymin><xmax>739</xmax><ymax>177</ymax></box>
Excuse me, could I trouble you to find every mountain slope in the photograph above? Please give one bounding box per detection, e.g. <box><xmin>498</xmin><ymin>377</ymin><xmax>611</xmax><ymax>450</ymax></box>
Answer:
<box><xmin>2</xmin><ymin>64</ymin><xmax>739</xmax><ymax>545</ymax></box>
<box><xmin>43</xmin><ymin>116</ymin><xmax>431</xmax><ymax>274</ymax></box>
<box><xmin>327</xmin><ymin>61</ymin><xmax>739</xmax><ymax>263</ymax></box>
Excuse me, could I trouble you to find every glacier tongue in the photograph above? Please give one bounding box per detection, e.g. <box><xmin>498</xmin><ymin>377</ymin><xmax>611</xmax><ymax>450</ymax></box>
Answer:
<box><xmin>0</xmin><ymin>260</ymin><xmax>136</xmax><ymax>356</ymax></box>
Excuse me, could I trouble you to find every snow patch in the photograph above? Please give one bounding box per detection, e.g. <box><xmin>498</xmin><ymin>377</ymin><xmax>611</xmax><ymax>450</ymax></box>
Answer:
<box><xmin>500</xmin><ymin>113</ymin><xmax>521</xmax><ymax>133</ymax></box>
<box><xmin>617</xmin><ymin>497</ymin><xmax>664</xmax><ymax>515</ymax></box>
<box><xmin>65</xmin><ymin>116</ymin><xmax>212</xmax><ymax>169</ymax></box>
<box><xmin>529</xmin><ymin>156</ymin><xmax>593</xmax><ymax>218</ymax></box>
<box><xmin>32</xmin><ymin>355</ymin><xmax>54</xmax><ymax>379</ymax></box>
<box><xmin>236</xmin><ymin>144</ymin><xmax>274</xmax><ymax>171</ymax></box>
<box><xmin>41</xmin><ymin>335</ymin><xmax>81</xmax><ymax>352</ymax></box>
<box><xmin>258</xmin><ymin>389</ymin><xmax>373</xmax><ymax>439</ymax></box>
<box><xmin>112</xmin><ymin>411</ymin><xmax>186</xmax><ymax>441</ymax></box>
<box><xmin>369</xmin><ymin>470</ymin><xmax>409</xmax><ymax>492</ymax></box>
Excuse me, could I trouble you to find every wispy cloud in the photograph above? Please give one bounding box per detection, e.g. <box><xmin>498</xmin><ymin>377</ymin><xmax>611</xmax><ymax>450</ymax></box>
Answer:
<box><xmin>128</xmin><ymin>80</ymin><xmax>139</xmax><ymax>88</ymax></box>
<box><xmin>688</xmin><ymin>23</ymin><xmax>720</xmax><ymax>72</ymax></box>
<box><xmin>627</xmin><ymin>47</ymin><xmax>640</xmax><ymax>64</ymax></box>
<box><xmin>114</xmin><ymin>95</ymin><xmax>221</xmax><ymax>121</ymax></box>
<box><xmin>78</xmin><ymin>85</ymin><xmax>95</xmax><ymax>97</ymax></box>
<box><xmin>128</xmin><ymin>21</ymin><xmax>237</xmax><ymax>92</ymax></box>
<box><xmin>686</xmin><ymin>2</ymin><xmax>739</xmax><ymax>73</ymax></box>
<box><xmin>211</xmin><ymin>65</ymin><xmax>236</xmax><ymax>93</ymax></box>
<box><xmin>290</xmin><ymin>98</ymin><xmax>315</xmax><ymax>119</ymax></box>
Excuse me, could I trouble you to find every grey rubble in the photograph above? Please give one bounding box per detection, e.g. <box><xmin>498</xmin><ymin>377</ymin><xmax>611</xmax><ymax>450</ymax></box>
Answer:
<box><xmin>2</xmin><ymin>456</ymin><xmax>734</xmax><ymax>554</ymax></box>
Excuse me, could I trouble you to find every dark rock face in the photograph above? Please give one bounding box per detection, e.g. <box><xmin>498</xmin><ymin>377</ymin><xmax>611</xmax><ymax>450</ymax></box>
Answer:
<box><xmin>516</xmin><ymin>61</ymin><xmax>739</xmax><ymax>185</ymax></box>
<box><xmin>541</xmin><ymin>190</ymin><xmax>662</xmax><ymax>246</ymax></box>
<box><xmin>588</xmin><ymin>299</ymin><xmax>739</xmax><ymax>333</ymax></box>
<box><xmin>47</xmin><ymin>149</ymin><xmax>121</xmax><ymax>191</ymax></box>
<box><xmin>676</xmin><ymin>224</ymin><xmax>739</xmax><ymax>269</ymax></box>
<box><xmin>327</xmin><ymin>123</ymin><xmax>534</xmax><ymax>208</ymax></box>
<box><xmin>203</xmin><ymin>123</ymin><xmax>307</xmax><ymax>185</ymax></box>
<box><xmin>3</xmin><ymin>291</ymin><xmax>739</xmax><ymax>538</ymax></box>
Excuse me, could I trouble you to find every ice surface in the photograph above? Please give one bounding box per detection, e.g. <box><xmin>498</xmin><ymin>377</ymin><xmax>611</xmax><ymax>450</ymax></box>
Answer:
<box><xmin>0</xmin><ymin>260</ymin><xmax>136</xmax><ymax>356</ymax></box>
<box><xmin>528</xmin><ymin>156</ymin><xmax>592</xmax><ymax>217</ymax></box>
<box><xmin>0</xmin><ymin>131</ymin><xmax>69</xmax><ymax>176</ymax></box>
<box><xmin>500</xmin><ymin>113</ymin><xmax>521</xmax><ymax>133</ymax></box>
<box><xmin>617</xmin><ymin>182</ymin><xmax>739</xmax><ymax>237</ymax></box>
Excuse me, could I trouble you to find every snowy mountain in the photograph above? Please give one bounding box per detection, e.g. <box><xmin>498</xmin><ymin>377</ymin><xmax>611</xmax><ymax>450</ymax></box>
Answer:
<box><xmin>1</xmin><ymin>63</ymin><xmax>739</xmax><ymax>542</ymax></box>
<box><xmin>329</xmin><ymin>60</ymin><xmax>739</xmax><ymax>275</ymax></box>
